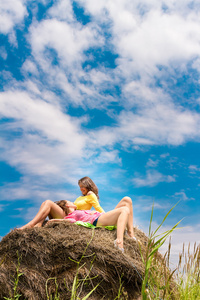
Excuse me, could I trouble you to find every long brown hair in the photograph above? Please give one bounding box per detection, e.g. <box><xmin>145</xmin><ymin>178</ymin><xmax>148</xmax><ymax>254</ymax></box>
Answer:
<box><xmin>78</xmin><ymin>176</ymin><xmax>99</xmax><ymax>199</ymax></box>
<box><xmin>54</xmin><ymin>200</ymin><xmax>69</xmax><ymax>216</ymax></box>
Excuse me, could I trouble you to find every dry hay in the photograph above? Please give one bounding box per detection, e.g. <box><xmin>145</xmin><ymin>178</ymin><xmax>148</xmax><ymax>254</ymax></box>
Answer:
<box><xmin>0</xmin><ymin>222</ymin><xmax>174</xmax><ymax>300</ymax></box>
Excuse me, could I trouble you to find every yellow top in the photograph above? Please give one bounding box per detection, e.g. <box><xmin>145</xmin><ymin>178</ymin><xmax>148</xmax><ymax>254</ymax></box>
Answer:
<box><xmin>74</xmin><ymin>193</ymin><xmax>104</xmax><ymax>213</ymax></box>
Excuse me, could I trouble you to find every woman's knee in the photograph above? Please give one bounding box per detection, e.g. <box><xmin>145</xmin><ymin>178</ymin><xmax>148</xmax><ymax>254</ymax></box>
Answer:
<box><xmin>121</xmin><ymin>206</ymin><xmax>130</xmax><ymax>215</ymax></box>
<box><xmin>42</xmin><ymin>199</ymin><xmax>53</xmax><ymax>206</ymax></box>
<box><xmin>122</xmin><ymin>196</ymin><xmax>132</xmax><ymax>206</ymax></box>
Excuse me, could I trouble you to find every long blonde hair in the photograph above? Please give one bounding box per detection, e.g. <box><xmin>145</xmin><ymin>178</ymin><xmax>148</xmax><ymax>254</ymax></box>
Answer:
<box><xmin>78</xmin><ymin>176</ymin><xmax>99</xmax><ymax>199</ymax></box>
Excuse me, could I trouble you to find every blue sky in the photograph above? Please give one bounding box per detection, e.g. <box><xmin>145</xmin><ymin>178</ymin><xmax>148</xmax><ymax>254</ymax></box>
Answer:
<box><xmin>0</xmin><ymin>0</ymin><xmax>200</xmax><ymax>266</ymax></box>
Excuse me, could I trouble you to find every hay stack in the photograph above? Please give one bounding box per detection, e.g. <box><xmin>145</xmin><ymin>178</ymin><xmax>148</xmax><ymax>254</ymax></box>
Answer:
<box><xmin>0</xmin><ymin>222</ymin><xmax>168</xmax><ymax>299</ymax></box>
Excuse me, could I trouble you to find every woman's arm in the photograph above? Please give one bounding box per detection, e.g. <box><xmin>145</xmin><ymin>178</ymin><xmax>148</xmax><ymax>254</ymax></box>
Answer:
<box><xmin>47</xmin><ymin>218</ymin><xmax>71</xmax><ymax>223</ymax></box>
<box><xmin>66</xmin><ymin>203</ymin><xmax>77</xmax><ymax>209</ymax></box>
<box><xmin>86</xmin><ymin>192</ymin><xmax>105</xmax><ymax>213</ymax></box>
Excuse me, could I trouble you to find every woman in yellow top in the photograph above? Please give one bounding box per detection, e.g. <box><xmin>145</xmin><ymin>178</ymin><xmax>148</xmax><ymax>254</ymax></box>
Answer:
<box><xmin>19</xmin><ymin>176</ymin><xmax>104</xmax><ymax>229</ymax></box>
<box><xmin>74</xmin><ymin>177</ymin><xmax>104</xmax><ymax>212</ymax></box>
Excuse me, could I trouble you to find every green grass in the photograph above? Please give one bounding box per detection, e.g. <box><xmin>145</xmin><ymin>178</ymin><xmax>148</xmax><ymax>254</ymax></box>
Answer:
<box><xmin>139</xmin><ymin>202</ymin><xmax>199</xmax><ymax>300</ymax></box>
<box><xmin>139</xmin><ymin>202</ymin><xmax>182</xmax><ymax>300</ymax></box>
<box><xmin>175</xmin><ymin>242</ymin><xmax>200</xmax><ymax>300</ymax></box>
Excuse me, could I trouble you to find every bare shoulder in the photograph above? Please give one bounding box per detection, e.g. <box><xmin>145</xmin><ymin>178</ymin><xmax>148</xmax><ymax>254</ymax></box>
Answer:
<box><xmin>87</xmin><ymin>191</ymin><xmax>95</xmax><ymax>196</ymax></box>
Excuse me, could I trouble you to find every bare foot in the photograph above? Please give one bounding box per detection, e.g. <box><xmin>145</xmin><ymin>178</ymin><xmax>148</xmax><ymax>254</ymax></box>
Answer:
<box><xmin>114</xmin><ymin>239</ymin><xmax>124</xmax><ymax>252</ymax></box>
<box><xmin>126</xmin><ymin>233</ymin><xmax>141</xmax><ymax>244</ymax></box>
<box><xmin>18</xmin><ymin>223</ymin><xmax>33</xmax><ymax>230</ymax></box>
<box><xmin>126</xmin><ymin>230</ymin><xmax>136</xmax><ymax>240</ymax></box>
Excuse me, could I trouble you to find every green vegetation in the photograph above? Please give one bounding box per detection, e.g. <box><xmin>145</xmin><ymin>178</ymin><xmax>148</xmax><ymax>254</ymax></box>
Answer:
<box><xmin>176</xmin><ymin>243</ymin><xmax>200</xmax><ymax>300</ymax></box>
<box><xmin>140</xmin><ymin>202</ymin><xmax>182</xmax><ymax>299</ymax></box>
<box><xmin>64</xmin><ymin>230</ymin><xmax>101</xmax><ymax>300</ymax></box>
<box><xmin>139</xmin><ymin>202</ymin><xmax>199</xmax><ymax>300</ymax></box>
<box><xmin>4</xmin><ymin>251</ymin><xmax>23</xmax><ymax>300</ymax></box>
<box><xmin>139</xmin><ymin>242</ymin><xmax>199</xmax><ymax>300</ymax></box>
<box><xmin>45</xmin><ymin>278</ymin><xmax>60</xmax><ymax>300</ymax></box>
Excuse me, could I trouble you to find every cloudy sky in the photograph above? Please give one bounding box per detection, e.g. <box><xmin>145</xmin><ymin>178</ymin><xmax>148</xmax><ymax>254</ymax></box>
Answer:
<box><xmin>0</xmin><ymin>0</ymin><xmax>200</xmax><ymax>266</ymax></box>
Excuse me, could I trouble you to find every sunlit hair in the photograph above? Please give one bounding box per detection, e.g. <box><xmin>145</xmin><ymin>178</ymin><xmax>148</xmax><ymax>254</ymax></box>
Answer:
<box><xmin>78</xmin><ymin>176</ymin><xmax>99</xmax><ymax>199</ymax></box>
<box><xmin>54</xmin><ymin>200</ymin><xmax>69</xmax><ymax>216</ymax></box>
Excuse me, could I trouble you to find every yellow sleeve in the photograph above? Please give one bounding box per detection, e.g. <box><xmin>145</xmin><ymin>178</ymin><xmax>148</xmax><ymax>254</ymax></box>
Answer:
<box><xmin>85</xmin><ymin>194</ymin><xmax>105</xmax><ymax>213</ymax></box>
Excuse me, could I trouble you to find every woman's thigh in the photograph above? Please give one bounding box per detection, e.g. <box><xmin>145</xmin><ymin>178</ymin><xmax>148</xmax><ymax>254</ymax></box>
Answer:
<box><xmin>97</xmin><ymin>207</ymin><xmax>129</xmax><ymax>226</ymax></box>
<box><xmin>48</xmin><ymin>201</ymin><xmax>66</xmax><ymax>219</ymax></box>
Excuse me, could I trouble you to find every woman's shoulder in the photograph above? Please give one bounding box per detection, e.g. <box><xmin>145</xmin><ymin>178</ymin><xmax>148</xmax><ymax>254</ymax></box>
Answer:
<box><xmin>86</xmin><ymin>191</ymin><xmax>98</xmax><ymax>200</ymax></box>
<box><xmin>87</xmin><ymin>191</ymin><xmax>94</xmax><ymax>196</ymax></box>
<box><xmin>75</xmin><ymin>192</ymin><xmax>98</xmax><ymax>202</ymax></box>
<box><xmin>87</xmin><ymin>191</ymin><xmax>97</xmax><ymax>198</ymax></box>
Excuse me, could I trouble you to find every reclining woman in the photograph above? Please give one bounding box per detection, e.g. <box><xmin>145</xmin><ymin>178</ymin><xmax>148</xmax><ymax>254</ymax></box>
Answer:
<box><xmin>48</xmin><ymin>197</ymin><xmax>136</xmax><ymax>252</ymax></box>
<box><xmin>19</xmin><ymin>176</ymin><xmax>104</xmax><ymax>229</ymax></box>
<box><xmin>19</xmin><ymin>175</ymin><xmax>136</xmax><ymax>251</ymax></box>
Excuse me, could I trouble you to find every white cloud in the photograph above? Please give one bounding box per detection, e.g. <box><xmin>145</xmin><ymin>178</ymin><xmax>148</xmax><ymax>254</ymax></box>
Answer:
<box><xmin>0</xmin><ymin>84</ymin><xmax>119</xmax><ymax>197</ymax></box>
<box><xmin>15</xmin><ymin>0</ymin><xmax>200</xmax><ymax>128</ymax></box>
<box><xmin>21</xmin><ymin>59</ymin><xmax>39</xmax><ymax>76</ymax></box>
<box><xmin>0</xmin><ymin>0</ymin><xmax>27</xmax><ymax>34</ymax></box>
<box><xmin>94</xmin><ymin>150</ymin><xmax>121</xmax><ymax>164</ymax></box>
<box><xmin>146</xmin><ymin>158</ymin><xmax>159</xmax><ymax>168</ymax></box>
<box><xmin>0</xmin><ymin>90</ymin><xmax>87</xmax><ymax>181</ymax></box>
<box><xmin>47</xmin><ymin>0</ymin><xmax>74</xmax><ymax>22</ymax></box>
<box><xmin>122</xmin><ymin>81</ymin><xmax>170</xmax><ymax>108</ymax></box>
<box><xmin>8</xmin><ymin>30</ymin><xmax>18</xmax><ymax>47</ymax></box>
<box><xmin>121</xmin><ymin>105</ymin><xmax>200</xmax><ymax>145</ymax></box>
<box><xmin>134</xmin><ymin>198</ymin><xmax>170</xmax><ymax>212</ymax></box>
<box><xmin>0</xmin><ymin>90</ymin><xmax>85</xmax><ymax>147</ymax></box>
<box><xmin>188</xmin><ymin>164</ymin><xmax>200</xmax><ymax>173</ymax></box>
<box><xmin>0</xmin><ymin>46</ymin><xmax>7</xmax><ymax>60</ymax></box>
<box><xmin>0</xmin><ymin>178</ymin><xmax>77</xmax><ymax>202</ymax></box>
<box><xmin>174</xmin><ymin>191</ymin><xmax>195</xmax><ymax>201</ymax></box>
<box><xmin>75</xmin><ymin>0</ymin><xmax>200</xmax><ymax>119</ymax></box>
<box><xmin>0</xmin><ymin>184</ymin><xmax>30</xmax><ymax>200</ymax></box>
<box><xmin>192</xmin><ymin>57</ymin><xmax>200</xmax><ymax>73</ymax></box>
<box><xmin>160</xmin><ymin>153</ymin><xmax>170</xmax><ymax>159</ymax></box>
<box><xmin>93</xmin><ymin>103</ymin><xmax>200</xmax><ymax>148</ymax></box>
<box><xmin>133</xmin><ymin>170</ymin><xmax>176</xmax><ymax>187</ymax></box>
<box><xmin>174</xmin><ymin>191</ymin><xmax>189</xmax><ymax>201</ymax></box>
<box><xmin>116</xmin><ymin>10</ymin><xmax>200</xmax><ymax>73</ymax></box>
<box><xmin>79</xmin><ymin>0</ymin><xmax>200</xmax><ymax>74</ymax></box>
<box><xmin>29</xmin><ymin>18</ymin><xmax>102</xmax><ymax>68</ymax></box>
<box><xmin>22</xmin><ymin>17</ymin><xmax>111</xmax><ymax>107</ymax></box>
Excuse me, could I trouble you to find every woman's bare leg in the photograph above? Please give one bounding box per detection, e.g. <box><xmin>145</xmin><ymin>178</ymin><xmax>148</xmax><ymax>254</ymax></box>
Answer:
<box><xmin>19</xmin><ymin>200</ymin><xmax>66</xmax><ymax>229</ymax></box>
<box><xmin>115</xmin><ymin>196</ymin><xmax>134</xmax><ymax>238</ymax></box>
<box><xmin>97</xmin><ymin>207</ymin><xmax>130</xmax><ymax>249</ymax></box>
